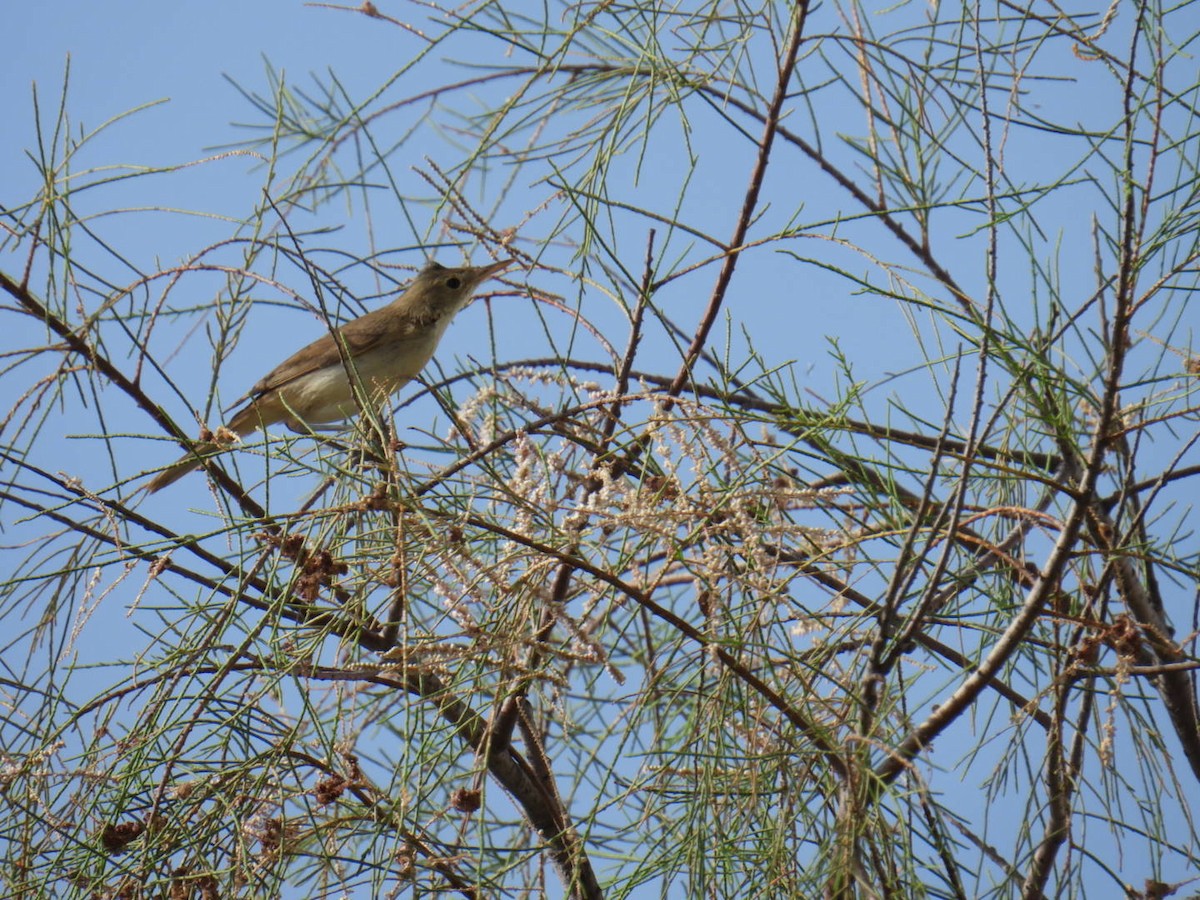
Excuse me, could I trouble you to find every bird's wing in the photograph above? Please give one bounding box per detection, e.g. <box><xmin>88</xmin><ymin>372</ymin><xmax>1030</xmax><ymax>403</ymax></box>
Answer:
<box><xmin>245</xmin><ymin>306</ymin><xmax>401</xmax><ymax>397</ymax></box>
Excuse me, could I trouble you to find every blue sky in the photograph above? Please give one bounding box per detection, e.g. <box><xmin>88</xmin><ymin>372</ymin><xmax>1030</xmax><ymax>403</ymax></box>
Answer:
<box><xmin>4</xmin><ymin>2</ymin><xmax>1200</xmax><ymax>897</ymax></box>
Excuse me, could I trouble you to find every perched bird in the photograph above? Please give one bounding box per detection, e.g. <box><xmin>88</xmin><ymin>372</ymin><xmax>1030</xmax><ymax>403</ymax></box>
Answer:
<box><xmin>146</xmin><ymin>258</ymin><xmax>514</xmax><ymax>492</ymax></box>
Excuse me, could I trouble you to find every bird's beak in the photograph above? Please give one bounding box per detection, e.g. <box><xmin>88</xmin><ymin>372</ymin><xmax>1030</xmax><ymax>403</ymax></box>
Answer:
<box><xmin>477</xmin><ymin>258</ymin><xmax>516</xmax><ymax>280</ymax></box>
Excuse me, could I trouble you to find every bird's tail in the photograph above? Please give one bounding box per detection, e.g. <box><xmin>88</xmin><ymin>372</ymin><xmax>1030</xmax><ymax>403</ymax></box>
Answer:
<box><xmin>145</xmin><ymin>441</ymin><xmax>225</xmax><ymax>494</ymax></box>
<box><xmin>145</xmin><ymin>403</ymin><xmax>268</xmax><ymax>493</ymax></box>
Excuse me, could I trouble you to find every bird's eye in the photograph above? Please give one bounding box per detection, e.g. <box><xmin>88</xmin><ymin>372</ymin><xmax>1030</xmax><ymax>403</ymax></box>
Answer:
<box><xmin>446</xmin><ymin>277</ymin><xmax>462</xmax><ymax>290</ymax></box>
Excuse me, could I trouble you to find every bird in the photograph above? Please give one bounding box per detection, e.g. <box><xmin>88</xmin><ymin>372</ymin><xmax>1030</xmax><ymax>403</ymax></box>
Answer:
<box><xmin>146</xmin><ymin>257</ymin><xmax>514</xmax><ymax>492</ymax></box>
